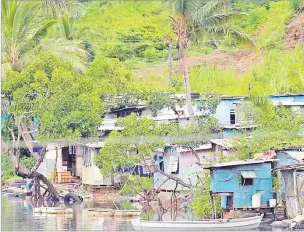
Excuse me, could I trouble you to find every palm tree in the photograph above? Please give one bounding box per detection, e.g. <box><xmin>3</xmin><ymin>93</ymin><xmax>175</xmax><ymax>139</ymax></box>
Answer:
<box><xmin>42</xmin><ymin>0</ymin><xmax>85</xmax><ymax>19</ymax></box>
<box><xmin>58</xmin><ymin>13</ymin><xmax>89</xmax><ymax>40</ymax></box>
<box><xmin>2</xmin><ymin>0</ymin><xmax>88</xmax><ymax>72</ymax></box>
<box><xmin>166</xmin><ymin>0</ymin><xmax>257</xmax><ymax>124</ymax></box>
<box><xmin>2</xmin><ymin>1</ymin><xmax>56</xmax><ymax>71</ymax></box>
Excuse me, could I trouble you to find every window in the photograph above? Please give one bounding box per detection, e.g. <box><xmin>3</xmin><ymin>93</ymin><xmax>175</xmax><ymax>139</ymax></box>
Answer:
<box><xmin>230</xmin><ymin>109</ymin><xmax>236</xmax><ymax>125</ymax></box>
<box><xmin>159</xmin><ymin>160</ymin><xmax>164</xmax><ymax>172</ymax></box>
<box><xmin>239</xmin><ymin>170</ymin><xmax>256</xmax><ymax>186</ymax></box>
<box><xmin>240</xmin><ymin>176</ymin><xmax>253</xmax><ymax>185</ymax></box>
<box><xmin>171</xmin><ymin>159</ymin><xmax>179</xmax><ymax>175</ymax></box>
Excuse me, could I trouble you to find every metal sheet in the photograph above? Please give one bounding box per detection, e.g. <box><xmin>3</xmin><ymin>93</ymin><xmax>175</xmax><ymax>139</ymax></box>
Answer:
<box><xmin>240</xmin><ymin>170</ymin><xmax>257</xmax><ymax>179</ymax></box>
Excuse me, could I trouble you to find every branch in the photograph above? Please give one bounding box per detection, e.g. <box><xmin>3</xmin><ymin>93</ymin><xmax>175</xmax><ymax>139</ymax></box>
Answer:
<box><xmin>7</xmin><ymin>126</ymin><xmax>16</xmax><ymax>144</ymax></box>
<box><xmin>154</xmin><ymin>165</ymin><xmax>191</xmax><ymax>188</ymax></box>
<box><xmin>21</xmin><ymin>129</ymin><xmax>38</xmax><ymax>135</ymax></box>
<box><xmin>192</xmin><ymin>149</ymin><xmax>203</xmax><ymax>167</ymax></box>
<box><xmin>138</xmin><ymin>153</ymin><xmax>192</xmax><ymax>189</ymax></box>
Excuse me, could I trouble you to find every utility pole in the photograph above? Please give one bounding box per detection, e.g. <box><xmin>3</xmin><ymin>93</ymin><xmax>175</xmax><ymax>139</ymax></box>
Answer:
<box><xmin>168</xmin><ymin>42</ymin><xmax>173</xmax><ymax>88</ymax></box>
<box><xmin>165</xmin><ymin>37</ymin><xmax>173</xmax><ymax>88</ymax></box>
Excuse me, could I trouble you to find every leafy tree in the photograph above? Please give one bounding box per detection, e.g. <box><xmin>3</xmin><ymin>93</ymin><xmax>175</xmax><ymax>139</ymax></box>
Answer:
<box><xmin>191</xmin><ymin>170</ymin><xmax>221</xmax><ymax>219</ymax></box>
<box><xmin>95</xmin><ymin>114</ymin><xmax>170</xmax><ymax>176</ymax></box>
<box><xmin>236</xmin><ymin>96</ymin><xmax>304</xmax><ymax>160</ymax></box>
<box><xmin>1</xmin><ymin>53</ymin><xmax>103</xmax><ymax>201</ymax></box>
<box><xmin>146</xmin><ymin>92</ymin><xmax>177</xmax><ymax>117</ymax></box>
<box><xmin>166</xmin><ymin>0</ymin><xmax>257</xmax><ymax>124</ymax></box>
<box><xmin>86</xmin><ymin>54</ymin><xmax>133</xmax><ymax>96</ymax></box>
<box><xmin>1</xmin><ymin>155</ymin><xmax>14</xmax><ymax>181</ymax></box>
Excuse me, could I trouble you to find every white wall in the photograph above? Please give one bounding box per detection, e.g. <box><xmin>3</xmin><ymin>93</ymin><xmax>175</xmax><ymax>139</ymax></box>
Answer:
<box><xmin>82</xmin><ymin>147</ymin><xmax>113</xmax><ymax>186</ymax></box>
<box><xmin>36</xmin><ymin>143</ymin><xmax>62</xmax><ymax>179</ymax></box>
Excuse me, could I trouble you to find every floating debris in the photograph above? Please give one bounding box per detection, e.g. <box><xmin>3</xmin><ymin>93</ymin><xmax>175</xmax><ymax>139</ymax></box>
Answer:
<box><xmin>33</xmin><ymin>207</ymin><xmax>73</xmax><ymax>214</ymax></box>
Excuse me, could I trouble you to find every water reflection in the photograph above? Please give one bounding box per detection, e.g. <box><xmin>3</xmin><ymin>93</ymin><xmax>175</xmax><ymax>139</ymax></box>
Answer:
<box><xmin>2</xmin><ymin>196</ymin><xmax>134</xmax><ymax>231</ymax></box>
<box><xmin>1</xmin><ymin>196</ymin><xmax>273</xmax><ymax>231</ymax></box>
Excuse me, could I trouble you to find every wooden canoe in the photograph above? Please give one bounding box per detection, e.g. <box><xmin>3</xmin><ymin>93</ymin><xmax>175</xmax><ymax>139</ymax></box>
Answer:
<box><xmin>131</xmin><ymin>214</ymin><xmax>264</xmax><ymax>231</ymax></box>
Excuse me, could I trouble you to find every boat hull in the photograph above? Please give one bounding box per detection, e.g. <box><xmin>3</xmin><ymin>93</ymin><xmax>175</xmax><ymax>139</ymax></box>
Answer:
<box><xmin>131</xmin><ymin>214</ymin><xmax>264</xmax><ymax>231</ymax></box>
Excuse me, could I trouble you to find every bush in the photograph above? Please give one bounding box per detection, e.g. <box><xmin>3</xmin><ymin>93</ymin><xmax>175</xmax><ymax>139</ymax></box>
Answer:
<box><xmin>291</xmin><ymin>0</ymin><xmax>301</xmax><ymax>11</ymax></box>
<box><xmin>20</xmin><ymin>155</ymin><xmax>36</xmax><ymax>170</ymax></box>
<box><xmin>121</xmin><ymin>176</ymin><xmax>153</xmax><ymax>195</ymax></box>
<box><xmin>144</xmin><ymin>47</ymin><xmax>162</xmax><ymax>63</ymax></box>
<box><xmin>1</xmin><ymin>155</ymin><xmax>14</xmax><ymax>181</ymax></box>
<box><xmin>190</xmin><ymin>170</ymin><xmax>221</xmax><ymax>218</ymax></box>
<box><xmin>188</xmin><ymin>47</ymin><xmax>304</xmax><ymax>96</ymax></box>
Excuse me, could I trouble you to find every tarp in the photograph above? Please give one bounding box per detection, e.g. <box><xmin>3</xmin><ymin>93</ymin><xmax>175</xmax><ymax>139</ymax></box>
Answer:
<box><xmin>167</xmin><ymin>156</ymin><xmax>179</xmax><ymax>172</ymax></box>
<box><xmin>240</xmin><ymin>170</ymin><xmax>257</xmax><ymax>179</ymax></box>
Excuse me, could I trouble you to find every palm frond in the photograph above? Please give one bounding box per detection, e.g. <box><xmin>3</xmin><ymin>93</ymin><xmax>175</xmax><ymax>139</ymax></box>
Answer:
<box><xmin>229</xmin><ymin>27</ymin><xmax>259</xmax><ymax>52</ymax></box>
<box><xmin>199</xmin><ymin>12</ymin><xmax>247</xmax><ymax>28</ymax></box>
<box><xmin>13</xmin><ymin>1</ymin><xmax>40</xmax><ymax>47</ymax></box>
<box><xmin>200</xmin><ymin>25</ymin><xmax>258</xmax><ymax>51</ymax></box>
<box><xmin>42</xmin><ymin>41</ymin><xmax>89</xmax><ymax>72</ymax></box>
<box><xmin>192</xmin><ymin>0</ymin><xmax>226</xmax><ymax>24</ymax></box>
<box><xmin>2</xmin><ymin>0</ymin><xmax>19</xmax><ymax>35</ymax></box>
<box><xmin>32</xmin><ymin>20</ymin><xmax>57</xmax><ymax>44</ymax></box>
<box><xmin>75</xmin><ymin>27</ymin><xmax>90</xmax><ymax>40</ymax></box>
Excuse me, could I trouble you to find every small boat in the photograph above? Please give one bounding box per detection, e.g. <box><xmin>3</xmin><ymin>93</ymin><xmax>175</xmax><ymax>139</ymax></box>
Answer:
<box><xmin>131</xmin><ymin>214</ymin><xmax>264</xmax><ymax>231</ymax></box>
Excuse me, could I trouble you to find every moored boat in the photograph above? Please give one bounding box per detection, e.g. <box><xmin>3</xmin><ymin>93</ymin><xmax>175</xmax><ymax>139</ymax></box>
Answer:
<box><xmin>131</xmin><ymin>214</ymin><xmax>264</xmax><ymax>231</ymax></box>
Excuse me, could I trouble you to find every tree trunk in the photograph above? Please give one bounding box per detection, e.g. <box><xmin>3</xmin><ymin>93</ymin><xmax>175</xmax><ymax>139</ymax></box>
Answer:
<box><xmin>2</xmin><ymin>138</ymin><xmax>60</xmax><ymax>202</ymax></box>
<box><xmin>180</xmin><ymin>45</ymin><xmax>195</xmax><ymax>125</ymax></box>
<box><xmin>16</xmin><ymin>167</ymin><xmax>60</xmax><ymax>201</ymax></box>
<box><xmin>224</xmin><ymin>0</ymin><xmax>229</xmax><ymax>12</ymax></box>
<box><xmin>168</xmin><ymin>43</ymin><xmax>173</xmax><ymax>88</ymax></box>
<box><xmin>210</xmin><ymin>191</ymin><xmax>215</xmax><ymax>219</ymax></box>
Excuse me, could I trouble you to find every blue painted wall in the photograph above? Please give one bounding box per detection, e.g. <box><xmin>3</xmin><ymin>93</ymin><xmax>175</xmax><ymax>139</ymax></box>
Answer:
<box><xmin>214</xmin><ymin>98</ymin><xmax>242</xmax><ymax>125</ymax></box>
<box><xmin>210</xmin><ymin>162</ymin><xmax>273</xmax><ymax>208</ymax></box>
<box><xmin>214</xmin><ymin>95</ymin><xmax>304</xmax><ymax>127</ymax></box>
<box><xmin>223</xmin><ymin>129</ymin><xmax>237</xmax><ymax>138</ymax></box>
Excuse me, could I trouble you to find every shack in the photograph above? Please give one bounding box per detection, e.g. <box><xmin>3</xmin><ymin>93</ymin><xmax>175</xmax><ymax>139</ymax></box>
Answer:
<box><xmin>153</xmin><ymin>139</ymin><xmax>235</xmax><ymax>191</ymax></box>
<box><xmin>276</xmin><ymin>146</ymin><xmax>304</xmax><ymax>218</ymax></box>
<box><xmin>81</xmin><ymin>142</ymin><xmax>114</xmax><ymax>186</ymax></box>
<box><xmin>36</xmin><ymin>143</ymin><xmax>81</xmax><ymax>183</ymax></box>
<box><xmin>205</xmin><ymin>159</ymin><xmax>277</xmax><ymax>213</ymax></box>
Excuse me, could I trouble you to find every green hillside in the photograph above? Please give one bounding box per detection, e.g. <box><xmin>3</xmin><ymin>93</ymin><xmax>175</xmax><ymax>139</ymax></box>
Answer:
<box><xmin>3</xmin><ymin>0</ymin><xmax>304</xmax><ymax>95</ymax></box>
<box><xmin>71</xmin><ymin>0</ymin><xmax>303</xmax><ymax>95</ymax></box>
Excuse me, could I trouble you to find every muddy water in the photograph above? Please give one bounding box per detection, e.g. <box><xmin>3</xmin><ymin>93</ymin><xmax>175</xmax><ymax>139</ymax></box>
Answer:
<box><xmin>1</xmin><ymin>196</ymin><xmax>273</xmax><ymax>231</ymax></box>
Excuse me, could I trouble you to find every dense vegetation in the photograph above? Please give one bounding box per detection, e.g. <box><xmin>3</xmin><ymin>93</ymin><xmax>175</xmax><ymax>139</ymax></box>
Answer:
<box><xmin>190</xmin><ymin>47</ymin><xmax>304</xmax><ymax>95</ymax></box>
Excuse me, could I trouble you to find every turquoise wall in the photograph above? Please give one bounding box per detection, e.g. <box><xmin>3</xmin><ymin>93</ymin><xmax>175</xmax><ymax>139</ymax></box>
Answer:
<box><xmin>210</xmin><ymin>162</ymin><xmax>273</xmax><ymax>208</ymax></box>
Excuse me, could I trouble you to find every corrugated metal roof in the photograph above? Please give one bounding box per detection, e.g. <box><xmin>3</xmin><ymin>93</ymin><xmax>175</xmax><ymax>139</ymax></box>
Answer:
<box><xmin>84</xmin><ymin>142</ymin><xmax>105</xmax><ymax>148</ymax></box>
<box><xmin>272</xmin><ymin>101</ymin><xmax>304</xmax><ymax>106</ymax></box>
<box><xmin>176</xmin><ymin>144</ymin><xmax>212</xmax><ymax>152</ymax></box>
<box><xmin>211</xmin><ymin>139</ymin><xmax>234</xmax><ymax>149</ymax></box>
<box><xmin>289</xmin><ymin>153</ymin><xmax>304</xmax><ymax>163</ymax></box>
<box><xmin>240</xmin><ymin>170</ymin><xmax>257</xmax><ymax>179</ymax></box>
<box><xmin>204</xmin><ymin>159</ymin><xmax>278</xmax><ymax>169</ymax></box>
